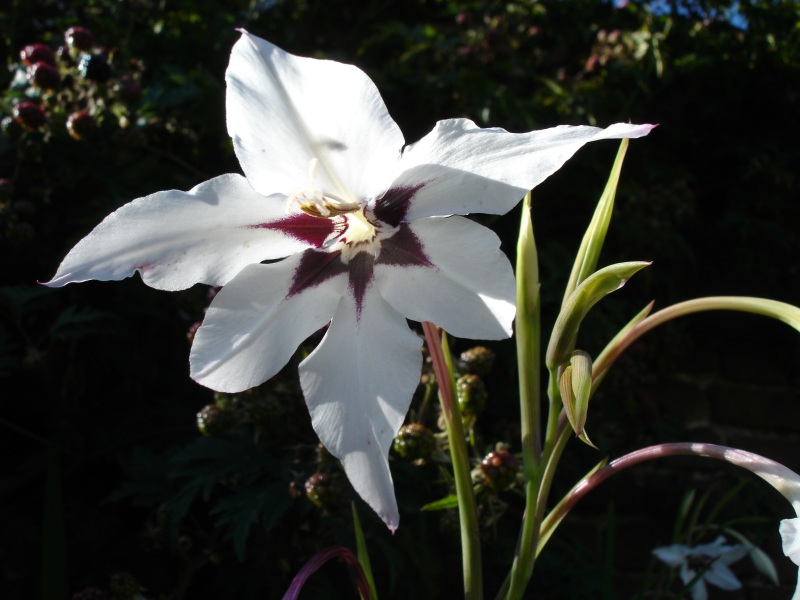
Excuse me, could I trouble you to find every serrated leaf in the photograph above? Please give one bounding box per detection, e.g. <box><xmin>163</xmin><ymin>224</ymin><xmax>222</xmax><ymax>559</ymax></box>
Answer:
<box><xmin>0</xmin><ymin>285</ymin><xmax>56</xmax><ymax>317</ymax></box>
<box><xmin>50</xmin><ymin>305</ymin><xmax>114</xmax><ymax>340</ymax></box>
<box><xmin>210</xmin><ymin>483</ymin><xmax>291</xmax><ymax>561</ymax></box>
<box><xmin>420</xmin><ymin>494</ymin><xmax>459</xmax><ymax>512</ymax></box>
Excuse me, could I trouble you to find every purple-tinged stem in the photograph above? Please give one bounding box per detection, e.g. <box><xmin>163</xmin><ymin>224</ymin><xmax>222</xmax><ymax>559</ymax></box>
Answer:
<box><xmin>422</xmin><ymin>321</ymin><xmax>483</xmax><ymax>600</ymax></box>
<box><xmin>543</xmin><ymin>442</ymin><xmax>800</xmax><ymax>546</ymax></box>
<box><xmin>283</xmin><ymin>546</ymin><xmax>372</xmax><ymax>600</ymax></box>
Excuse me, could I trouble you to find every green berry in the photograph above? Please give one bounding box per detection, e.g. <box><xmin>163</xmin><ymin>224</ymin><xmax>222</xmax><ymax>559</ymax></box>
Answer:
<box><xmin>108</xmin><ymin>572</ymin><xmax>142</xmax><ymax>600</ymax></box>
<box><xmin>196</xmin><ymin>404</ymin><xmax>233</xmax><ymax>437</ymax></box>
<box><xmin>480</xmin><ymin>450</ymin><xmax>519</xmax><ymax>490</ymax></box>
<box><xmin>459</xmin><ymin>345</ymin><xmax>495</xmax><ymax>376</ymax></box>
<box><xmin>456</xmin><ymin>374</ymin><xmax>487</xmax><ymax>417</ymax></box>
<box><xmin>304</xmin><ymin>472</ymin><xmax>340</xmax><ymax>508</ymax></box>
<box><xmin>393</xmin><ymin>423</ymin><xmax>436</xmax><ymax>462</ymax></box>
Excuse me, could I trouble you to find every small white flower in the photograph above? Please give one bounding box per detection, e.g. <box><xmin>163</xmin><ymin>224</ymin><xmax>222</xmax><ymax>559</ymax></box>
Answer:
<box><xmin>45</xmin><ymin>30</ymin><xmax>653</xmax><ymax>529</ymax></box>
<box><xmin>653</xmin><ymin>536</ymin><xmax>748</xmax><ymax>600</ymax></box>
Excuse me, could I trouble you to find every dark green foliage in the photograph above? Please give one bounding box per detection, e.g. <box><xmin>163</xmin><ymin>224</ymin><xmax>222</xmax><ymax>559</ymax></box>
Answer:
<box><xmin>1</xmin><ymin>1</ymin><xmax>798</xmax><ymax>599</ymax></box>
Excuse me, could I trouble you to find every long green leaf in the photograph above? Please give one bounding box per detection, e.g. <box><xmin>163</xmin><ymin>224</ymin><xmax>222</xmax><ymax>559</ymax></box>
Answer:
<box><xmin>563</xmin><ymin>139</ymin><xmax>630</xmax><ymax>307</ymax></box>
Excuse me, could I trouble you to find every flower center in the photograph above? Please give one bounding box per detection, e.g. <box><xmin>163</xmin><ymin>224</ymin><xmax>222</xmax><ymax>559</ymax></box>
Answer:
<box><xmin>338</xmin><ymin>208</ymin><xmax>382</xmax><ymax>261</ymax></box>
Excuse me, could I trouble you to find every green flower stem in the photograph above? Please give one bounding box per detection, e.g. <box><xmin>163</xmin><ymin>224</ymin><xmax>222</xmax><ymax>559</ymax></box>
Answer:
<box><xmin>505</xmin><ymin>192</ymin><xmax>543</xmax><ymax>600</ymax></box>
<box><xmin>499</xmin><ymin>378</ymin><xmax>569</xmax><ymax>600</ymax></box>
<box><xmin>422</xmin><ymin>321</ymin><xmax>483</xmax><ymax>600</ymax></box>
<box><xmin>593</xmin><ymin>296</ymin><xmax>800</xmax><ymax>382</ymax></box>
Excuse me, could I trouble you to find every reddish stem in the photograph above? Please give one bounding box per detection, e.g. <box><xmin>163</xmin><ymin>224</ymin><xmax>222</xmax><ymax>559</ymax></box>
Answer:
<box><xmin>283</xmin><ymin>546</ymin><xmax>372</xmax><ymax>600</ymax></box>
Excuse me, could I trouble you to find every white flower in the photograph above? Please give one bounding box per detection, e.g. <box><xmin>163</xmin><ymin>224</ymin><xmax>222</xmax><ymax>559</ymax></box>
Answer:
<box><xmin>653</xmin><ymin>536</ymin><xmax>748</xmax><ymax>600</ymax></box>
<box><xmin>45</xmin><ymin>30</ymin><xmax>653</xmax><ymax>529</ymax></box>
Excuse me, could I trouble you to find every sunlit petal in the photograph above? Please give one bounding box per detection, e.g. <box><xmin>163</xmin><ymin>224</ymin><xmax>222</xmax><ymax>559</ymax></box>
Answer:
<box><xmin>191</xmin><ymin>252</ymin><xmax>347</xmax><ymax>392</ymax></box>
<box><xmin>299</xmin><ymin>283</ymin><xmax>423</xmax><ymax>531</ymax></box>
<box><xmin>396</xmin><ymin>119</ymin><xmax>655</xmax><ymax>220</ymax></box>
<box><xmin>44</xmin><ymin>174</ymin><xmax>321</xmax><ymax>290</ymax></box>
<box><xmin>227</xmin><ymin>30</ymin><xmax>404</xmax><ymax>202</ymax></box>
<box><xmin>376</xmin><ymin>216</ymin><xmax>515</xmax><ymax>340</ymax></box>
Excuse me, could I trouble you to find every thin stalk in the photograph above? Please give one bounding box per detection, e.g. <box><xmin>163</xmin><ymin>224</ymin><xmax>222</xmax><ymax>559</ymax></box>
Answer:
<box><xmin>422</xmin><ymin>321</ymin><xmax>483</xmax><ymax>600</ymax></box>
<box><xmin>594</xmin><ymin>296</ymin><xmax>800</xmax><ymax>382</ymax></box>
<box><xmin>505</xmin><ymin>192</ymin><xmax>543</xmax><ymax>599</ymax></box>
<box><xmin>540</xmin><ymin>442</ymin><xmax>800</xmax><ymax>539</ymax></box>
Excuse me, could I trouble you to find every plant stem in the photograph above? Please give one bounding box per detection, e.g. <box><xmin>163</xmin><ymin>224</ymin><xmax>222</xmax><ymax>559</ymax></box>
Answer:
<box><xmin>505</xmin><ymin>192</ymin><xmax>543</xmax><ymax>599</ymax></box>
<box><xmin>422</xmin><ymin>321</ymin><xmax>483</xmax><ymax>600</ymax></box>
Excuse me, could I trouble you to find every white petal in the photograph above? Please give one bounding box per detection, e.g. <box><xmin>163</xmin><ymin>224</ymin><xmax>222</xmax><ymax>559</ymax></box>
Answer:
<box><xmin>44</xmin><ymin>174</ymin><xmax>317</xmax><ymax>291</ymax></box>
<box><xmin>376</xmin><ymin>216</ymin><xmax>515</xmax><ymax>340</ymax></box>
<box><xmin>396</xmin><ymin>119</ymin><xmax>655</xmax><ymax>220</ymax></box>
<box><xmin>703</xmin><ymin>562</ymin><xmax>743</xmax><ymax>591</ymax></box>
<box><xmin>782</xmin><ymin>518</ymin><xmax>800</xmax><ymax>566</ymax></box>
<box><xmin>688</xmin><ymin>578</ymin><xmax>708</xmax><ymax>600</ymax></box>
<box><xmin>226</xmin><ymin>31</ymin><xmax>404</xmax><ymax>203</ymax></box>
<box><xmin>190</xmin><ymin>252</ymin><xmax>347</xmax><ymax>392</ymax></box>
<box><xmin>653</xmin><ymin>544</ymin><xmax>689</xmax><ymax>567</ymax></box>
<box><xmin>299</xmin><ymin>283</ymin><xmax>422</xmax><ymax>531</ymax></box>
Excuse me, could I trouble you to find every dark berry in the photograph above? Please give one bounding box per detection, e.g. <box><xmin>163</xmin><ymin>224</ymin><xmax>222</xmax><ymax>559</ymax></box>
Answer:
<box><xmin>65</xmin><ymin>26</ymin><xmax>95</xmax><ymax>52</ymax></box>
<box><xmin>2</xmin><ymin>116</ymin><xmax>24</xmax><ymax>139</ymax></box>
<box><xmin>27</xmin><ymin>61</ymin><xmax>61</xmax><ymax>90</ymax></box>
<box><xmin>0</xmin><ymin>179</ymin><xmax>13</xmax><ymax>202</ymax></box>
<box><xmin>480</xmin><ymin>450</ymin><xmax>519</xmax><ymax>490</ymax></box>
<box><xmin>304</xmin><ymin>472</ymin><xmax>340</xmax><ymax>508</ymax></box>
<box><xmin>72</xmin><ymin>587</ymin><xmax>109</xmax><ymax>600</ymax></box>
<box><xmin>393</xmin><ymin>423</ymin><xmax>436</xmax><ymax>463</ymax></box>
<box><xmin>78</xmin><ymin>53</ymin><xmax>112</xmax><ymax>82</ymax></box>
<box><xmin>114</xmin><ymin>76</ymin><xmax>142</xmax><ymax>105</ymax></box>
<box><xmin>196</xmin><ymin>404</ymin><xmax>233</xmax><ymax>437</ymax></box>
<box><xmin>13</xmin><ymin>102</ymin><xmax>46</xmax><ymax>130</ymax></box>
<box><xmin>20</xmin><ymin>43</ymin><xmax>56</xmax><ymax>66</ymax></box>
<box><xmin>459</xmin><ymin>346</ymin><xmax>495</xmax><ymax>376</ymax></box>
<box><xmin>456</xmin><ymin>374</ymin><xmax>488</xmax><ymax>417</ymax></box>
<box><xmin>66</xmin><ymin>110</ymin><xmax>96</xmax><ymax>140</ymax></box>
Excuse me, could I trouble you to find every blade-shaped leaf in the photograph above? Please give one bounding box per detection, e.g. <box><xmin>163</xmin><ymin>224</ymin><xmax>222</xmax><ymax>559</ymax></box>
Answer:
<box><xmin>547</xmin><ymin>261</ymin><xmax>650</xmax><ymax>369</ymax></box>
<box><xmin>563</xmin><ymin>139</ymin><xmax>630</xmax><ymax>307</ymax></box>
